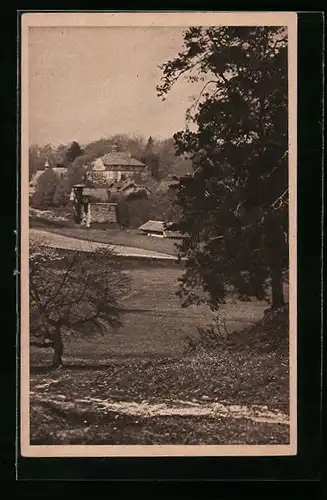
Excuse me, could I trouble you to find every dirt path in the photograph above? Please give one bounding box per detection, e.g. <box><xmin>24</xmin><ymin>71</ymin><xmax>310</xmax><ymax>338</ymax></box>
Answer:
<box><xmin>30</xmin><ymin>228</ymin><xmax>177</xmax><ymax>260</ymax></box>
<box><xmin>31</xmin><ymin>386</ymin><xmax>289</xmax><ymax>426</ymax></box>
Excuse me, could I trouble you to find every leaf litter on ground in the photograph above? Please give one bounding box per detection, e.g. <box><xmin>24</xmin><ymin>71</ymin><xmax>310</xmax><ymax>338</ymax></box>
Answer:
<box><xmin>30</xmin><ymin>305</ymin><xmax>290</xmax><ymax>445</ymax></box>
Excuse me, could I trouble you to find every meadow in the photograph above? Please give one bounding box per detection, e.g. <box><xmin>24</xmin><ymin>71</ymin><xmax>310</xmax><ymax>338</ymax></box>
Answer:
<box><xmin>30</xmin><ymin>214</ymin><xmax>178</xmax><ymax>256</ymax></box>
<box><xmin>30</xmin><ymin>265</ymin><xmax>269</xmax><ymax>364</ymax></box>
<box><xmin>28</xmin><ymin>215</ymin><xmax>290</xmax><ymax>446</ymax></box>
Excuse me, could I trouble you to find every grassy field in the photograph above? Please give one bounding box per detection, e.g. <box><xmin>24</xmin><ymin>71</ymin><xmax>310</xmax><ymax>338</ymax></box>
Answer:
<box><xmin>29</xmin><ymin>260</ymin><xmax>289</xmax><ymax>446</ymax></box>
<box><xmin>28</xmin><ymin>214</ymin><xmax>289</xmax><ymax>446</ymax></box>
<box><xmin>30</xmin><ymin>265</ymin><xmax>269</xmax><ymax>362</ymax></box>
<box><xmin>30</xmin><ymin>215</ymin><xmax>178</xmax><ymax>256</ymax></box>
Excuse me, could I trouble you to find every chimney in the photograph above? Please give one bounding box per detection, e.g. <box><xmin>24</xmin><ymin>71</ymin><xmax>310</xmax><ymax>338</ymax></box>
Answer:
<box><xmin>112</xmin><ymin>142</ymin><xmax>119</xmax><ymax>153</ymax></box>
<box><xmin>44</xmin><ymin>159</ymin><xmax>50</xmax><ymax>169</ymax></box>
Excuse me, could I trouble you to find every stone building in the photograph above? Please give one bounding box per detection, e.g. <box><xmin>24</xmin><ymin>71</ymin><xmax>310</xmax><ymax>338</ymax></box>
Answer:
<box><xmin>70</xmin><ymin>185</ymin><xmax>118</xmax><ymax>229</ymax></box>
<box><xmin>91</xmin><ymin>142</ymin><xmax>148</xmax><ymax>183</ymax></box>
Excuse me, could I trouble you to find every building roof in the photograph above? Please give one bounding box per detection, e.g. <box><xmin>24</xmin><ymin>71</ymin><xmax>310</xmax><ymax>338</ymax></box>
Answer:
<box><xmin>138</xmin><ymin>220</ymin><xmax>166</xmax><ymax>233</ymax></box>
<box><xmin>82</xmin><ymin>188</ymin><xmax>110</xmax><ymax>203</ymax></box>
<box><xmin>107</xmin><ymin>180</ymin><xmax>148</xmax><ymax>199</ymax></box>
<box><xmin>138</xmin><ymin>220</ymin><xmax>184</xmax><ymax>238</ymax></box>
<box><xmin>110</xmin><ymin>180</ymin><xmax>142</xmax><ymax>192</ymax></box>
<box><xmin>101</xmin><ymin>151</ymin><xmax>146</xmax><ymax>168</ymax></box>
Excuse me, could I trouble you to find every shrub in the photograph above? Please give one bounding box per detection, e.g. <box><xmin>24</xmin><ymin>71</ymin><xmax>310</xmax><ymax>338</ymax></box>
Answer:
<box><xmin>185</xmin><ymin>313</ymin><xmax>229</xmax><ymax>353</ymax></box>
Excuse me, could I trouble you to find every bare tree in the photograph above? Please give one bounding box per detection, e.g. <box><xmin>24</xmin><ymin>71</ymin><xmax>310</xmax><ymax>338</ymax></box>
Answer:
<box><xmin>29</xmin><ymin>238</ymin><xmax>130</xmax><ymax>368</ymax></box>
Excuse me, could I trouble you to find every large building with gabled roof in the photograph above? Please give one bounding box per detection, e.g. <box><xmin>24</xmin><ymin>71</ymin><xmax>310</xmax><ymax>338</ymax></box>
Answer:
<box><xmin>91</xmin><ymin>142</ymin><xmax>148</xmax><ymax>183</ymax></box>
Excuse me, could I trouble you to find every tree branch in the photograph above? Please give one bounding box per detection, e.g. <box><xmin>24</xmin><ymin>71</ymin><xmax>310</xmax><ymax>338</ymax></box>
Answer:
<box><xmin>43</xmin><ymin>254</ymin><xmax>78</xmax><ymax>309</ymax></box>
<box><xmin>188</xmin><ymin>80</ymin><xmax>219</xmax><ymax>114</ymax></box>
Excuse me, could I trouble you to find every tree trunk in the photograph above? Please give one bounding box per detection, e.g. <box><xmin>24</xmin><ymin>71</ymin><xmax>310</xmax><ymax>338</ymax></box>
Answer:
<box><xmin>271</xmin><ymin>263</ymin><xmax>285</xmax><ymax>310</ymax></box>
<box><xmin>266</xmin><ymin>216</ymin><xmax>287</xmax><ymax>310</ymax></box>
<box><xmin>52</xmin><ymin>325</ymin><xmax>64</xmax><ymax>368</ymax></box>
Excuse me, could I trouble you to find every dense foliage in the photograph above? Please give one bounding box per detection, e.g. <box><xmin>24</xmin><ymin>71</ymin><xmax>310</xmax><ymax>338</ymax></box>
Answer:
<box><xmin>141</xmin><ymin>136</ymin><xmax>160</xmax><ymax>179</ymax></box>
<box><xmin>157</xmin><ymin>27</ymin><xmax>288</xmax><ymax>310</ymax></box>
<box><xmin>66</xmin><ymin>141</ymin><xmax>84</xmax><ymax>163</ymax></box>
<box><xmin>31</xmin><ymin>167</ymin><xmax>59</xmax><ymax>208</ymax></box>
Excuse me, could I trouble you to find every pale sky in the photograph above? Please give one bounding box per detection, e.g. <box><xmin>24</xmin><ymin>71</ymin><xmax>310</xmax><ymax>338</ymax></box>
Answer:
<box><xmin>28</xmin><ymin>26</ymin><xmax>204</xmax><ymax>147</ymax></box>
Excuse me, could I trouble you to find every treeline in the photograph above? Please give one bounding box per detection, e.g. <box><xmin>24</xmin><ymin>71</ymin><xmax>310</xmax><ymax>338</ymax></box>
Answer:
<box><xmin>29</xmin><ymin>134</ymin><xmax>192</xmax><ymax>182</ymax></box>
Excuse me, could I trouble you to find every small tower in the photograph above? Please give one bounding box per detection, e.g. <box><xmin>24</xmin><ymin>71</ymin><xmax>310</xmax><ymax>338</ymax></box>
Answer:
<box><xmin>44</xmin><ymin>159</ymin><xmax>50</xmax><ymax>169</ymax></box>
<box><xmin>112</xmin><ymin>142</ymin><xmax>119</xmax><ymax>153</ymax></box>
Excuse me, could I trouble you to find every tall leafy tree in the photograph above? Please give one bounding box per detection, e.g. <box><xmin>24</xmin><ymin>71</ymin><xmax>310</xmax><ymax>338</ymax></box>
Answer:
<box><xmin>31</xmin><ymin>167</ymin><xmax>58</xmax><ymax>208</ymax></box>
<box><xmin>53</xmin><ymin>177</ymin><xmax>69</xmax><ymax>206</ymax></box>
<box><xmin>55</xmin><ymin>144</ymin><xmax>69</xmax><ymax>166</ymax></box>
<box><xmin>66</xmin><ymin>140</ymin><xmax>84</xmax><ymax>163</ymax></box>
<box><xmin>157</xmin><ymin>26</ymin><xmax>288</xmax><ymax>310</ymax></box>
<box><xmin>66</xmin><ymin>157</ymin><xmax>89</xmax><ymax>190</ymax></box>
<box><xmin>142</xmin><ymin>136</ymin><xmax>160</xmax><ymax>179</ymax></box>
<box><xmin>154</xmin><ymin>138</ymin><xmax>193</xmax><ymax>179</ymax></box>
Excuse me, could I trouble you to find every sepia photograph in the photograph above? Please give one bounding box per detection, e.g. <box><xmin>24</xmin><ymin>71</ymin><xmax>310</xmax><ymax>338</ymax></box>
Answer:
<box><xmin>20</xmin><ymin>12</ymin><xmax>297</xmax><ymax>457</ymax></box>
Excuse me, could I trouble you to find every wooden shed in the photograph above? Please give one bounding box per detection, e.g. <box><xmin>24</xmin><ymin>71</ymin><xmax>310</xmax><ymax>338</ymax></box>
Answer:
<box><xmin>138</xmin><ymin>220</ymin><xmax>166</xmax><ymax>238</ymax></box>
<box><xmin>138</xmin><ymin>220</ymin><xmax>184</xmax><ymax>239</ymax></box>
